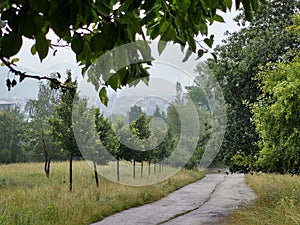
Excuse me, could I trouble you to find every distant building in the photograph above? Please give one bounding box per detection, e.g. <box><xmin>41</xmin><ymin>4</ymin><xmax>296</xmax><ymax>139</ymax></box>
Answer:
<box><xmin>0</xmin><ymin>100</ymin><xmax>15</xmax><ymax>113</ymax></box>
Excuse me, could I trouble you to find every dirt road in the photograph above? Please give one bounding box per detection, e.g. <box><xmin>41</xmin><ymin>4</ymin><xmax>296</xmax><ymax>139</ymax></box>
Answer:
<box><xmin>91</xmin><ymin>173</ymin><xmax>256</xmax><ymax>225</ymax></box>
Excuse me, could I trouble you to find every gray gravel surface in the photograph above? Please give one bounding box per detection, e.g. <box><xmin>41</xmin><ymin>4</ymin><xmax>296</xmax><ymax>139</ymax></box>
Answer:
<box><xmin>91</xmin><ymin>173</ymin><xmax>256</xmax><ymax>225</ymax></box>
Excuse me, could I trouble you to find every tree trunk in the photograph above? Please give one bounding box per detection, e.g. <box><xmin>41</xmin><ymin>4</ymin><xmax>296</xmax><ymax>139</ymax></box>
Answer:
<box><xmin>44</xmin><ymin>158</ymin><xmax>51</xmax><ymax>178</ymax></box>
<box><xmin>148</xmin><ymin>160</ymin><xmax>151</xmax><ymax>176</ymax></box>
<box><xmin>154</xmin><ymin>159</ymin><xmax>156</xmax><ymax>175</ymax></box>
<box><xmin>133</xmin><ymin>160</ymin><xmax>136</xmax><ymax>179</ymax></box>
<box><xmin>117</xmin><ymin>159</ymin><xmax>120</xmax><ymax>182</ymax></box>
<box><xmin>159</xmin><ymin>163</ymin><xmax>162</xmax><ymax>173</ymax></box>
<box><xmin>93</xmin><ymin>161</ymin><xmax>99</xmax><ymax>187</ymax></box>
<box><xmin>69</xmin><ymin>155</ymin><xmax>73</xmax><ymax>191</ymax></box>
<box><xmin>141</xmin><ymin>161</ymin><xmax>143</xmax><ymax>177</ymax></box>
<box><xmin>42</xmin><ymin>136</ymin><xmax>50</xmax><ymax>178</ymax></box>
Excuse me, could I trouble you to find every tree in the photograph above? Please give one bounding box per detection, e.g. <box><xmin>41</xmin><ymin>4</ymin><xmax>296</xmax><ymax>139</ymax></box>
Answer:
<box><xmin>208</xmin><ymin>0</ymin><xmax>300</xmax><ymax>172</ymax></box>
<box><xmin>23</xmin><ymin>82</ymin><xmax>60</xmax><ymax>178</ymax></box>
<box><xmin>166</xmin><ymin>97</ymin><xmax>204</xmax><ymax>169</ymax></box>
<box><xmin>0</xmin><ymin>107</ymin><xmax>26</xmax><ymax>163</ymax></box>
<box><xmin>0</xmin><ymin>0</ymin><xmax>265</xmax><ymax>102</ymax></box>
<box><xmin>153</xmin><ymin>105</ymin><xmax>161</xmax><ymax>118</ymax></box>
<box><xmin>94</xmin><ymin>109</ymin><xmax>120</xmax><ymax>181</ymax></box>
<box><xmin>186</xmin><ymin>72</ymin><xmax>210</xmax><ymax>110</ymax></box>
<box><xmin>130</xmin><ymin>112</ymin><xmax>153</xmax><ymax>178</ymax></box>
<box><xmin>48</xmin><ymin>71</ymin><xmax>81</xmax><ymax>191</ymax></box>
<box><xmin>238</xmin><ymin>14</ymin><xmax>300</xmax><ymax>174</ymax></box>
<box><xmin>128</xmin><ymin>105</ymin><xmax>142</xmax><ymax>123</ymax></box>
<box><xmin>152</xmin><ymin>128</ymin><xmax>174</xmax><ymax>172</ymax></box>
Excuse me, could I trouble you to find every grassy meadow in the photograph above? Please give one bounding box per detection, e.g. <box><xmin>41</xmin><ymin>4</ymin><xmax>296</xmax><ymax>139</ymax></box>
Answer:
<box><xmin>227</xmin><ymin>173</ymin><xmax>300</xmax><ymax>225</ymax></box>
<box><xmin>0</xmin><ymin>161</ymin><xmax>205</xmax><ymax>225</ymax></box>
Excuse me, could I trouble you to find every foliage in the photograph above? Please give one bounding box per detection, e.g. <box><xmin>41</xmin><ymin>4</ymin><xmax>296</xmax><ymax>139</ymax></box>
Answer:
<box><xmin>128</xmin><ymin>105</ymin><xmax>142</xmax><ymax>124</ymax></box>
<box><xmin>0</xmin><ymin>0</ymin><xmax>265</xmax><ymax>100</ymax></box>
<box><xmin>48</xmin><ymin>71</ymin><xmax>81</xmax><ymax>190</ymax></box>
<box><xmin>250</xmin><ymin>55</ymin><xmax>300</xmax><ymax>174</ymax></box>
<box><xmin>166</xmin><ymin>83</ymin><xmax>212</xmax><ymax>169</ymax></box>
<box><xmin>94</xmin><ymin>108</ymin><xmax>119</xmax><ymax>163</ymax></box>
<box><xmin>23</xmin><ymin>82</ymin><xmax>61</xmax><ymax>176</ymax></box>
<box><xmin>48</xmin><ymin>73</ymin><xmax>80</xmax><ymax>158</ymax></box>
<box><xmin>208</xmin><ymin>0</ymin><xmax>300</xmax><ymax>172</ymax></box>
<box><xmin>0</xmin><ymin>107</ymin><xmax>26</xmax><ymax>163</ymax></box>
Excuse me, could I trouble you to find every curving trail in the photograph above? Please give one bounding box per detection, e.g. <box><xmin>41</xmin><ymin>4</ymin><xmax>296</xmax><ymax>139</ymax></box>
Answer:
<box><xmin>91</xmin><ymin>172</ymin><xmax>256</xmax><ymax>225</ymax></box>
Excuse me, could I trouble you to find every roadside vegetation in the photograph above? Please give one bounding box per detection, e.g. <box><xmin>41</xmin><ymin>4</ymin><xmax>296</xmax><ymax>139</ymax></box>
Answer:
<box><xmin>0</xmin><ymin>161</ymin><xmax>205</xmax><ymax>225</ymax></box>
<box><xmin>227</xmin><ymin>174</ymin><xmax>300</xmax><ymax>225</ymax></box>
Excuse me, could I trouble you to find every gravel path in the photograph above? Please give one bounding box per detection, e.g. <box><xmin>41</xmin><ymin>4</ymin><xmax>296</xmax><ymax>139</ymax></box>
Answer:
<box><xmin>91</xmin><ymin>173</ymin><xmax>256</xmax><ymax>225</ymax></box>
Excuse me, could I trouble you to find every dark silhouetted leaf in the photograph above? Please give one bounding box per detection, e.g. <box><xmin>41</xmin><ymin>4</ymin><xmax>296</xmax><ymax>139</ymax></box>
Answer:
<box><xmin>0</xmin><ymin>32</ymin><xmax>22</xmax><ymax>58</ymax></box>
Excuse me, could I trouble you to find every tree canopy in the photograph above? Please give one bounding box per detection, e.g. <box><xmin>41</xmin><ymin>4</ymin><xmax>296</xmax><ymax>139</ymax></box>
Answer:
<box><xmin>207</xmin><ymin>0</ymin><xmax>299</xmax><ymax>172</ymax></box>
<box><xmin>0</xmin><ymin>0</ymin><xmax>265</xmax><ymax>101</ymax></box>
<box><xmin>231</xmin><ymin>14</ymin><xmax>300</xmax><ymax>174</ymax></box>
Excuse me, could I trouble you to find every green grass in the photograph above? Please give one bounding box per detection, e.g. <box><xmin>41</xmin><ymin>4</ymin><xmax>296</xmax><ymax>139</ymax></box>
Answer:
<box><xmin>0</xmin><ymin>161</ymin><xmax>205</xmax><ymax>225</ymax></box>
<box><xmin>227</xmin><ymin>173</ymin><xmax>300</xmax><ymax>225</ymax></box>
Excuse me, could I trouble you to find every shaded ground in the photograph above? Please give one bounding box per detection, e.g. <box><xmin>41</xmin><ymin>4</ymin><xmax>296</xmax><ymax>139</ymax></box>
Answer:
<box><xmin>91</xmin><ymin>172</ymin><xmax>256</xmax><ymax>225</ymax></box>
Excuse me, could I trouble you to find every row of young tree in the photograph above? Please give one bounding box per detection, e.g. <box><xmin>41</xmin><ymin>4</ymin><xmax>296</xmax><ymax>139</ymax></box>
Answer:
<box><xmin>0</xmin><ymin>71</ymin><xmax>212</xmax><ymax>189</ymax></box>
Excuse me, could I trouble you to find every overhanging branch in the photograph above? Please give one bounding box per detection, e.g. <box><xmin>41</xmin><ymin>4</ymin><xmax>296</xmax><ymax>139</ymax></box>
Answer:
<box><xmin>0</xmin><ymin>55</ymin><xmax>65</xmax><ymax>89</ymax></box>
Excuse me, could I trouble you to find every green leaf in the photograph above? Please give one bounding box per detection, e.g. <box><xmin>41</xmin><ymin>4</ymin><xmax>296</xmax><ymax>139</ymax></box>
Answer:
<box><xmin>241</xmin><ymin>0</ymin><xmax>253</xmax><ymax>21</ymax></box>
<box><xmin>50</xmin><ymin>81</ymin><xmax>59</xmax><ymax>89</ymax></box>
<box><xmin>213</xmin><ymin>14</ymin><xmax>225</xmax><ymax>23</ymax></box>
<box><xmin>250</xmin><ymin>0</ymin><xmax>259</xmax><ymax>11</ymax></box>
<box><xmin>29</xmin><ymin>0</ymin><xmax>50</xmax><ymax>15</ymax></box>
<box><xmin>31</xmin><ymin>44</ymin><xmax>37</xmax><ymax>55</ymax></box>
<box><xmin>50</xmin><ymin>4</ymin><xmax>71</xmax><ymax>32</ymax></box>
<box><xmin>106</xmin><ymin>73</ymin><xmax>120</xmax><ymax>91</ymax></box>
<box><xmin>158</xmin><ymin>40</ymin><xmax>167</xmax><ymax>55</ymax></box>
<box><xmin>182</xmin><ymin>49</ymin><xmax>192</xmax><ymax>62</ymax></box>
<box><xmin>0</xmin><ymin>20</ymin><xmax>5</xmax><ymax>28</ymax></box>
<box><xmin>35</xmin><ymin>32</ymin><xmax>49</xmax><ymax>61</ymax></box>
<box><xmin>141</xmin><ymin>0</ymin><xmax>156</xmax><ymax>10</ymax></box>
<box><xmin>95</xmin><ymin>0</ymin><xmax>111</xmax><ymax>17</ymax></box>
<box><xmin>90</xmin><ymin>23</ymin><xmax>117</xmax><ymax>52</ymax></box>
<box><xmin>196</xmin><ymin>49</ymin><xmax>204</xmax><ymax>59</ymax></box>
<box><xmin>204</xmin><ymin>35</ymin><xmax>214</xmax><ymax>48</ymax></box>
<box><xmin>211</xmin><ymin>52</ymin><xmax>217</xmax><ymax>62</ymax></box>
<box><xmin>136</xmin><ymin>41</ymin><xmax>153</xmax><ymax>62</ymax></box>
<box><xmin>103</xmin><ymin>22</ymin><xmax>118</xmax><ymax>50</ymax></box>
<box><xmin>11</xmin><ymin>58</ymin><xmax>19</xmax><ymax>63</ymax></box>
<box><xmin>225</xmin><ymin>0</ymin><xmax>233</xmax><ymax>9</ymax></box>
<box><xmin>99</xmin><ymin>87</ymin><xmax>109</xmax><ymax>106</ymax></box>
<box><xmin>187</xmin><ymin>35</ymin><xmax>196</xmax><ymax>52</ymax></box>
<box><xmin>18</xmin><ymin>15</ymin><xmax>36</xmax><ymax>38</ymax></box>
<box><xmin>0</xmin><ymin>32</ymin><xmax>22</xmax><ymax>58</ymax></box>
<box><xmin>90</xmin><ymin>33</ymin><xmax>105</xmax><ymax>53</ymax></box>
<box><xmin>71</xmin><ymin>35</ymin><xmax>84</xmax><ymax>54</ymax></box>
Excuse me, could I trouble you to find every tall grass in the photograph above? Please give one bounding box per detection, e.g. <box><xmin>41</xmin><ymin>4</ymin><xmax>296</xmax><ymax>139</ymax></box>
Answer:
<box><xmin>227</xmin><ymin>173</ymin><xmax>300</xmax><ymax>225</ymax></box>
<box><xmin>0</xmin><ymin>161</ymin><xmax>204</xmax><ymax>225</ymax></box>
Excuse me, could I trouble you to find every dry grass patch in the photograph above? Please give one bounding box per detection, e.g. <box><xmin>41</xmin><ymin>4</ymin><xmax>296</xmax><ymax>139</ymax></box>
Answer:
<box><xmin>0</xmin><ymin>161</ymin><xmax>204</xmax><ymax>225</ymax></box>
<box><xmin>227</xmin><ymin>173</ymin><xmax>300</xmax><ymax>225</ymax></box>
